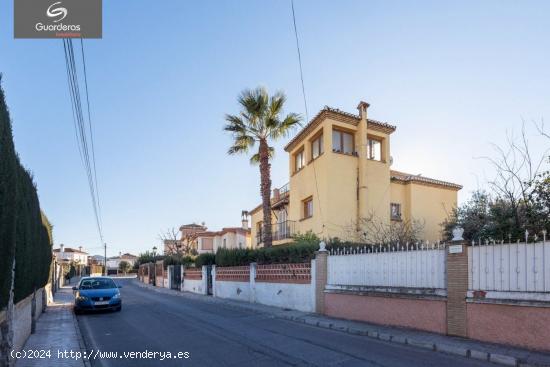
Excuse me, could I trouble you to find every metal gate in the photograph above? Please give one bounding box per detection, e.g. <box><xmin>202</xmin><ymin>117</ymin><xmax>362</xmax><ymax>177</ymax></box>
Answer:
<box><xmin>171</xmin><ymin>265</ymin><xmax>182</xmax><ymax>290</ymax></box>
<box><xmin>206</xmin><ymin>265</ymin><xmax>213</xmax><ymax>295</ymax></box>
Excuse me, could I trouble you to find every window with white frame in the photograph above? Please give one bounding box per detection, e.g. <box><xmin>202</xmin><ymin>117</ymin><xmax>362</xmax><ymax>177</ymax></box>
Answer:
<box><xmin>367</xmin><ymin>137</ymin><xmax>382</xmax><ymax>161</ymax></box>
<box><xmin>294</xmin><ymin>148</ymin><xmax>305</xmax><ymax>172</ymax></box>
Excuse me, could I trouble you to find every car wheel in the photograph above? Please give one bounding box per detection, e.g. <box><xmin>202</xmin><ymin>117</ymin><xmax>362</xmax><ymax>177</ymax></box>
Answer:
<box><xmin>115</xmin><ymin>305</ymin><xmax>122</xmax><ymax>312</ymax></box>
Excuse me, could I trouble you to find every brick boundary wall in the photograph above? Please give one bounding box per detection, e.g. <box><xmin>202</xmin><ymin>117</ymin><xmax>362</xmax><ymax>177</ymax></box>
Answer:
<box><xmin>184</xmin><ymin>267</ymin><xmax>203</xmax><ymax>280</ymax></box>
<box><xmin>467</xmin><ymin>301</ymin><xmax>550</xmax><ymax>351</ymax></box>
<box><xmin>446</xmin><ymin>241</ymin><xmax>468</xmax><ymax>337</ymax></box>
<box><xmin>216</xmin><ymin>266</ymin><xmax>250</xmax><ymax>282</ymax></box>
<box><xmin>256</xmin><ymin>263</ymin><xmax>311</xmax><ymax>284</ymax></box>
<box><xmin>324</xmin><ymin>292</ymin><xmax>447</xmax><ymax>334</ymax></box>
<box><xmin>315</xmin><ymin>251</ymin><xmax>328</xmax><ymax>314</ymax></box>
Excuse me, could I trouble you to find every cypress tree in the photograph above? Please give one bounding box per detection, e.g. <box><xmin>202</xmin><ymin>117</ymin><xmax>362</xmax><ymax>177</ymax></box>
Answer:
<box><xmin>1</xmin><ymin>75</ymin><xmax>52</xmax><ymax>307</ymax></box>
<box><xmin>0</xmin><ymin>75</ymin><xmax>17</xmax><ymax>309</ymax></box>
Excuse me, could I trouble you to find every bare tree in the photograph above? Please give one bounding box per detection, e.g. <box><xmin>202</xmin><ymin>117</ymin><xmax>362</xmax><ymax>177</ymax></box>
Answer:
<box><xmin>159</xmin><ymin>227</ymin><xmax>198</xmax><ymax>256</ymax></box>
<box><xmin>478</xmin><ymin>120</ymin><xmax>550</xmax><ymax>231</ymax></box>
<box><xmin>158</xmin><ymin>227</ymin><xmax>179</xmax><ymax>242</ymax></box>
<box><xmin>345</xmin><ymin>213</ymin><xmax>425</xmax><ymax>246</ymax></box>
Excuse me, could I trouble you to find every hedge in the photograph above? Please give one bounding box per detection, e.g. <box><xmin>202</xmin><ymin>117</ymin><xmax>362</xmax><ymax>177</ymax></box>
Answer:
<box><xmin>211</xmin><ymin>232</ymin><xmax>384</xmax><ymax>268</ymax></box>
<box><xmin>163</xmin><ymin>254</ymin><xmax>194</xmax><ymax>269</ymax></box>
<box><xmin>0</xmin><ymin>76</ymin><xmax>52</xmax><ymax>308</ymax></box>
<box><xmin>214</xmin><ymin>242</ymin><xmax>319</xmax><ymax>267</ymax></box>
<box><xmin>0</xmin><ymin>75</ymin><xmax>17</xmax><ymax>309</ymax></box>
<box><xmin>194</xmin><ymin>253</ymin><xmax>215</xmax><ymax>267</ymax></box>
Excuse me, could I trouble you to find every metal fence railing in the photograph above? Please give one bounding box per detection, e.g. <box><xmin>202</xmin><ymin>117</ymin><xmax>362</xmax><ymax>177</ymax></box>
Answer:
<box><xmin>327</xmin><ymin>242</ymin><xmax>446</xmax><ymax>289</ymax></box>
<box><xmin>469</xmin><ymin>233</ymin><xmax>549</xmax><ymax>293</ymax></box>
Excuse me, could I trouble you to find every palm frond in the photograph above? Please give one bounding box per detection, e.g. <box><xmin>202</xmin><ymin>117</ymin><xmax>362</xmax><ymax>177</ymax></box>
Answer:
<box><xmin>224</xmin><ymin>114</ymin><xmax>247</xmax><ymax>133</ymax></box>
<box><xmin>224</xmin><ymin>86</ymin><xmax>299</xmax><ymax>162</ymax></box>
<box><xmin>268</xmin><ymin>113</ymin><xmax>302</xmax><ymax>140</ymax></box>
<box><xmin>269</xmin><ymin>92</ymin><xmax>286</xmax><ymax>117</ymax></box>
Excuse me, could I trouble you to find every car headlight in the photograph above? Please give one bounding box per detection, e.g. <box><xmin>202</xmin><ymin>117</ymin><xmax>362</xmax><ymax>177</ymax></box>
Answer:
<box><xmin>76</xmin><ymin>296</ymin><xmax>88</xmax><ymax>301</ymax></box>
<box><xmin>112</xmin><ymin>293</ymin><xmax>120</xmax><ymax>299</ymax></box>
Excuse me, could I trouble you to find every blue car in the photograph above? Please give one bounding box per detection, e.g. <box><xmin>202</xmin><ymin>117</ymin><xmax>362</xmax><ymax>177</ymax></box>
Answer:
<box><xmin>73</xmin><ymin>277</ymin><xmax>122</xmax><ymax>314</ymax></box>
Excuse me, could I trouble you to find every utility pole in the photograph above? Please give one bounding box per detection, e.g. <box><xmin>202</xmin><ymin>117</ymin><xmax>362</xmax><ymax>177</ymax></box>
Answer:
<box><xmin>104</xmin><ymin>242</ymin><xmax>107</xmax><ymax>276</ymax></box>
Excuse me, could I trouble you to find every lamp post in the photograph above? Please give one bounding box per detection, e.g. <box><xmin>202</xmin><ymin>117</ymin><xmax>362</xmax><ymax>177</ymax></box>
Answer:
<box><xmin>152</xmin><ymin>246</ymin><xmax>158</xmax><ymax>286</ymax></box>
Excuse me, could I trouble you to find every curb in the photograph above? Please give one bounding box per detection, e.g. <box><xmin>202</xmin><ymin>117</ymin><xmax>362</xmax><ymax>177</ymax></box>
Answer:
<box><xmin>135</xmin><ymin>280</ymin><xmax>534</xmax><ymax>367</ymax></box>
<box><xmin>285</xmin><ymin>314</ymin><xmax>524</xmax><ymax>367</ymax></box>
<box><xmin>72</xmin><ymin>308</ymin><xmax>91</xmax><ymax>367</ymax></box>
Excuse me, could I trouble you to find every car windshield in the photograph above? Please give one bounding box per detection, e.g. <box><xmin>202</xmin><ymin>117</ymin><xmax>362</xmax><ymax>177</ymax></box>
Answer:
<box><xmin>79</xmin><ymin>278</ymin><xmax>117</xmax><ymax>290</ymax></box>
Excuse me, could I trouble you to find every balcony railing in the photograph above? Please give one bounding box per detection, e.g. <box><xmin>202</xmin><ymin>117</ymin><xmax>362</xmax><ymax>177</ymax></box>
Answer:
<box><xmin>256</xmin><ymin>220</ymin><xmax>296</xmax><ymax>244</ymax></box>
<box><xmin>279</xmin><ymin>183</ymin><xmax>289</xmax><ymax>197</ymax></box>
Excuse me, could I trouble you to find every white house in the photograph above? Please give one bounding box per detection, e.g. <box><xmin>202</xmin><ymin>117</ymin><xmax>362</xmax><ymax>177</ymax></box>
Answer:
<box><xmin>52</xmin><ymin>244</ymin><xmax>88</xmax><ymax>265</ymax></box>
<box><xmin>196</xmin><ymin>227</ymin><xmax>251</xmax><ymax>254</ymax></box>
<box><xmin>106</xmin><ymin>253</ymin><xmax>138</xmax><ymax>270</ymax></box>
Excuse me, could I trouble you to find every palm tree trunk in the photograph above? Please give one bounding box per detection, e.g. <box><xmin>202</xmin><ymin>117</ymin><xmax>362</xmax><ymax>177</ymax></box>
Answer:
<box><xmin>259</xmin><ymin>139</ymin><xmax>272</xmax><ymax>247</ymax></box>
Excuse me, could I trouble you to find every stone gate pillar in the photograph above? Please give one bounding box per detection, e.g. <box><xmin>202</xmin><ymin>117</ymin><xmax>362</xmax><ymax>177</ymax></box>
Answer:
<box><xmin>446</xmin><ymin>229</ymin><xmax>469</xmax><ymax>337</ymax></box>
<box><xmin>314</xmin><ymin>241</ymin><xmax>328</xmax><ymax>314</ymax></box>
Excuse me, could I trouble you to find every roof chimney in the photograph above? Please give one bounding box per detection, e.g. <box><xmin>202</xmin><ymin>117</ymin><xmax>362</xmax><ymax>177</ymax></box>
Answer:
<box><xmin>357</xmin><ymin>101</ymin><xmax>370</xmax><ymax>120</ymax></box>
<box><xmin>241</xmin><ymin>210</ymin><xmax>249</xmax><ymax>230</ymax></box>
<box><xmin>79</xmin><ymin>246</ymin><xmax>83</xmax><ymax>253</ymax></box>
<box><xmin>60</xmin><ymin>244</ymin><xmax>65</xmax><ymax>253</ymax></box>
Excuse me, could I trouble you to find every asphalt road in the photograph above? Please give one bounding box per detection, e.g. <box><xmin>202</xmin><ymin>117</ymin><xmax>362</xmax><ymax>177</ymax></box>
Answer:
<box><xmin>77</xmin><ymin>279</ymin><xmax>492</xmax><ymax>367</ymax></box>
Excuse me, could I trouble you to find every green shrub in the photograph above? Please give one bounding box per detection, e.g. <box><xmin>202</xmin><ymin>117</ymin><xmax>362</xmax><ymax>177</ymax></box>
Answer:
<box><xmin>215</xmin><ymin>240</ymin><xmax>319</xmax><ymax>267</ymax></box>
<box><xmin>215</xmin><ymin>247</ymin><xmax>256</xmax><ymax>267</ymax></box>
<box><xmin>292</xmin><ymin>231</ymin><xmax>321</xmax><ymax>247</ymax></box>
<box><xmin>255</xmin><ymin>242</ymin><xmax>318</xmax><ymax>264</ymax></box>
<box><xmin>162</xmin><ymin>254</ymin><xmax>194</xmax><ymax>268</ymax></box>
<box><xmin>1</xmin><ymin>77</ymin><xmax>52</xmax><ymax>307</ymax></box>
<box><xmin>194</xmin><ymin>253</ymin><xmax>215</xmax><ymax>267</ymax></box>
<box><xmin>0</xmin><ymin>76</ymin><xmax>18</xmax><ymax>309</ymax></box>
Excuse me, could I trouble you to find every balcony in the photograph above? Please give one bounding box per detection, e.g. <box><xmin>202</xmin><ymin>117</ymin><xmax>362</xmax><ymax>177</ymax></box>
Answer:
<box><xmin>271</xmin><ymin>183</ymin><xmax>289</xmax><ymax>209</ymax></box>
<box><xmin>256</xmin><ymin>220</ymin><xmax>296</xmax><ymax>245</ymax></box>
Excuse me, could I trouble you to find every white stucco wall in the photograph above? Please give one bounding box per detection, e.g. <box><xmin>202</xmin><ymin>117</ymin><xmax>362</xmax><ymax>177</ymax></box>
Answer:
<box><xmin>183</xmin><ymin>278</ymin><xmax>205</xmax><ymax>294</ymax></box>
<box><xmin>13</xmin><ymin>296</ymin><xmax>32</xmax><ymax>352</ymax></box>
<box><xmin>13</xmin><ymin>288</ymin><xmax>46</xmax><ymax>352</ymax></box>
<box><xmin>214</xmin><ymin>281</ymin><xmax>250</xmax><ymax>302</ymax></box>
<box><xmin>254</xmin><ymin>282</ymin><xmax>314</xmax><ymax>312</ymax></box>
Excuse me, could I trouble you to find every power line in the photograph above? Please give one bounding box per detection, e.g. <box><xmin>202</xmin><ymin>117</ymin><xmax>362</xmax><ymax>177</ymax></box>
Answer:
<box><xmin>291</xmin><ymin>0</ymin><xmax>309</xmax><ymax>122</ymax></box>
<box><xmin>62</xmin><ymin>38</ymin><xmax>104</xmax><ymax>247</ymax></box>
<box><xmin>290</xmin><ymin>0</ymin><xmax>324</xmax><ymax>232</ymax></box>
<box><xmin>80</xmin><ymin>38</ymin><xmax>102</xmax><ymax>229</ymax></box>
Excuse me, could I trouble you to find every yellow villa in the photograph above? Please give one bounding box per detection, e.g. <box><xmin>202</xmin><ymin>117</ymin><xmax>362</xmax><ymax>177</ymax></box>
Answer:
<box><xmin>249</xmin><ymin>101</ymin><xmax>461</xmax><ymax>247</ymax></box>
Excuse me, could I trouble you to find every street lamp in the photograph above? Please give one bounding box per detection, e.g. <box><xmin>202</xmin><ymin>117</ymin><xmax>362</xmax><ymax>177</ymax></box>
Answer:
<box><xmin>151</xmin><ymin>246</ymin><xmax>158</xmax><ymax>286</ymax></box>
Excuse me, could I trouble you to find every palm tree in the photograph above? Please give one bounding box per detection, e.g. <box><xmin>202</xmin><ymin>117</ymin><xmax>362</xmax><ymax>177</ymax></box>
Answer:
<box><xmin>224</xmin><ymin>87</ymin><xmax>301</xmax><ymax>247</ymax></box>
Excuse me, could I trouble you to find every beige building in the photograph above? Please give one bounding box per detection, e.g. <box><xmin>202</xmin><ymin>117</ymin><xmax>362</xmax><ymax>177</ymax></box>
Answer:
<box><xmin>250</xmin><ymin>101</ymin><xmax>461</xmax><ymax>247</ymax></box>
<box><xmin>164</xmin><ymin>220</ymin><xmax>251</xmax><ymax>255</ymax></box>
<box><xmin>196</xmin><ymin>227</ymin><xmax>251</xmax><ymax>254</ymax></box>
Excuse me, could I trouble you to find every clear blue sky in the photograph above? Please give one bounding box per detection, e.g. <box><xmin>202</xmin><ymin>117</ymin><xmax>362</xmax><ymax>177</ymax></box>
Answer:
<box><xmin>1</xmin><ymin>1</ymin><xmax>549</xmax><ymax>256</ymax></box>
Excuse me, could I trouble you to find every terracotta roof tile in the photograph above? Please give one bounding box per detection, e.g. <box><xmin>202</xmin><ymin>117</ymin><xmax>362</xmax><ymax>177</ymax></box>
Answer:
<box><xmin>390</xmin><ymin>170</ymin><xmax>462</xmax><ymax>190</ymax></box>
<box><xmin>284</xmin><ymin>105</ymin><xmax>396</xmax><ymax>152</ymax></box>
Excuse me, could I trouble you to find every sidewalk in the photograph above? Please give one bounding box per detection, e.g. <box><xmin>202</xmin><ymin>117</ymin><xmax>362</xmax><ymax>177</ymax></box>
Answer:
<box><xmin>16</xmin><ymin>282</ymin><xmax>87</xmax><ymax>367</ymax></box>
<box><xmin>136</xmin><ymin>279</ymin><xmax>550</xmax><ymax>367</ymax></box>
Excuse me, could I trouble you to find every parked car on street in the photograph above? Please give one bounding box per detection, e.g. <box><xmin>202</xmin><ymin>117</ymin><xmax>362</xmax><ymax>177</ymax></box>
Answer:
<box><xmin>73</xmin><ymin>276</ymin><xmax>122</xmax><ymax>314</ymax></box>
